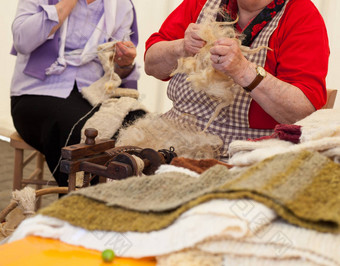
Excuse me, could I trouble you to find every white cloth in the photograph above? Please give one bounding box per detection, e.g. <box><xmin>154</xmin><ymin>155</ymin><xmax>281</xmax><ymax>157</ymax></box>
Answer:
<box><xmin>228</xmin><ymin>108</ymin><xmax>340</xmax><ymax>167</ymax></box>
<box><xmin>46</xmin><ymin>0</ymin><xmax>117</xmax><ymax>75</ymax></box>
<box><xmin>297</xmin><ymin>108</ymin><xmax>340</xmax><ymax>142</ymax></box>
<box><xmin>197</xmin><ymin>220</ymin><xmax>340</xmax><ymax>266</ymax></box>
<box><xmin>5</xmin><ymin>199</ymin><xmax>276</xmax><ymax>258</ymax></box>
<box><xmin>155</xmin><ymin>164</ymin><xmax>200</xmax><ymax>178</ymax></box>
<box><xmin>229</xmin><ymin>137</ymin><xmax>340</xmax><ymax>166</ymax></box>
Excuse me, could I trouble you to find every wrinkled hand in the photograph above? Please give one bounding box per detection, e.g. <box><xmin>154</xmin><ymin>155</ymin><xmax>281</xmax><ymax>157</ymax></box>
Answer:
<box><xmin>114</xmin><ymin>41</ymin><xmax>136</xmax><ymax>67</ymax></box>
<box><xmin>183</xmin><ymin>23</ymin><xmax>206</xmax><ymax>57</ymax></box>
<box><xmin>210</xmin><ymin>38</ymin><xmax>250</xmax><ymax>83</ymax></box>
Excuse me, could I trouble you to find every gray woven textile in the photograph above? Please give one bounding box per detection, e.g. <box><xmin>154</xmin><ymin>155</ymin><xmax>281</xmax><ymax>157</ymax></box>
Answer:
<box><xmin>72</xmin><ymin>150</ymin><xmax>338</xmax><ymax>215</ymax></box>
<box><xmin>56</xmin><ymin>150</ymin><xmax>340</xmax><ymax>233</ymax></box>
<box><xmin>71</xmin><ymin>166</ymin><xmax>244</xmax><ymax>212</ymax></box>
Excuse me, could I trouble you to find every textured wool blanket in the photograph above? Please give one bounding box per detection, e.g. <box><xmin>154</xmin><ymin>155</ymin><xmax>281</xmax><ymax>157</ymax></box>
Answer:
<box><xmin>80</xmin><ymin>97</ymin><xmax>148</xmax><ymax>142</ymax></box>
<box><xmin>8</xmin><ymin>199</ymin><xmax>275</xmax><ymax>258</ymax></box>
<box><xmin>39</xmin><ymin>150</ymin><xmax>340</xmax><ymax>233</ymax></box>
<box><xmin>229</xmin><ymin>108</ymin><xmax>340</xmax><ymax>166</ymax></box>
<box><xmin>158</xmin><ymin>220</ymin><xmax>340</xmax><ymax>266</ymax></box>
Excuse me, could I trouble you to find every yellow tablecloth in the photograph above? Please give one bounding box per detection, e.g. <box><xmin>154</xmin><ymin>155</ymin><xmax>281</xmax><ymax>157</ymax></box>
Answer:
<box><xmin>0</xmin><ymin>236</ymin><xmax>156</xmax><ymax>266</ymax></box>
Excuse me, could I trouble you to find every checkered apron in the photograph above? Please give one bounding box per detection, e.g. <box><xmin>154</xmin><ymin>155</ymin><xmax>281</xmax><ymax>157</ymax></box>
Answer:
<box><xmin>163</xmin><ymin>0</ymin><xmax>289</xmax><ymax>157</ymax></box>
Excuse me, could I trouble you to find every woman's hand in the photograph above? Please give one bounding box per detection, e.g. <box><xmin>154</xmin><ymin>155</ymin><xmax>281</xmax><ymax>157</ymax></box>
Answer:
<box><xmin>145</xmin><ymin>23</ymin><xmax>205</xmax><ymax>79</ymax></box>
<box><xmin>210</xmin><ymin>37</ymin><xmax>315</xmax><ymax>124</ymax></box>
<box><xmin>114</xmin><ymin>41</ymin><xmax>136</xmax><ymax>67</ymax></box>
<box><xmin>183</xmin><ymin>23</ymin><xmax>206</xmax><ymax>57</ymax></box>
<box><xmin>114</xmin><ymin>41</ymin><xmax>136</xmax><ymax>78</ymax></box>
<box><xmin>210</xmin><ymin>38</ymin><xmax>251</xmax><ymax>87</ymax></box>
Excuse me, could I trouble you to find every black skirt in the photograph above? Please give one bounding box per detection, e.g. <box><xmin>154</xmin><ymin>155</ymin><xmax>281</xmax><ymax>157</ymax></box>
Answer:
<box><xmin>11</xmin><ymin>83</ymin><xmax>99</xmax><ymax>187</ymax></box>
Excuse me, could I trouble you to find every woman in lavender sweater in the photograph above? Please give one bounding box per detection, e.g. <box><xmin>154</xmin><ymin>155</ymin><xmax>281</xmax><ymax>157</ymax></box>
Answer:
<box><xmin>10</xmin><ymin>0</ymin><xmax>139</xmax><ymax>187</ymax></box>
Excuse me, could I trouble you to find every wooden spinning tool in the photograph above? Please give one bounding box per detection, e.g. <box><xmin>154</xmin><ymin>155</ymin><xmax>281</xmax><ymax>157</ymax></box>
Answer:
<box><xmin>60</xmin><ymin>128</ymin><xmax>115</xmax><ymax>191</ymax></box>
<box><xmin>60</xmin><ymin>128</ymin><xmax>177</xmax><ymax>191</ymax></box>
<box><xmin>105</xmin><ymin>147</ymin><xmax>177</xmax><ymax>177</ymax></box>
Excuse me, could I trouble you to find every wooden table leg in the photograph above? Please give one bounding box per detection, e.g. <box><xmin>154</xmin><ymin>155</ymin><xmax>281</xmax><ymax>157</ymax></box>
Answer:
<box><xmin>68</xmin><ymin>173</ymin><xmax>76</xmax><ymax>192</ymax></box>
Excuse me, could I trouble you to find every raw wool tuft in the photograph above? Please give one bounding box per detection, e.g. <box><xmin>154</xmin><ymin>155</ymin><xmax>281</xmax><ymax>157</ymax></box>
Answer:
<box><xmin>116</xmin><ymin>113</ymin><xmax>223</xmax><ymax>159</ymax></box>
<box><xmin>12</xmin><ymin>187</ymin><xmax>36</xmax><ymax>216</ymax></box>
<box><xmin>81</xmin><ymin>41</ymin><xmax>139</xmax><ymax>106</ymax></box>
<box><xmin>171</xmin><ymin>11</ymin><xmax>268</xmax><ymax>104</ymax></box>
<box><xmin>170</xmin><ymin>20</ymin><xmax>241</xmax><ymax>106</ymax></box>
<box><xmin>171</xmin><ymin>14</ymin><xmax>268</xmax><ymax>130</ymax></box>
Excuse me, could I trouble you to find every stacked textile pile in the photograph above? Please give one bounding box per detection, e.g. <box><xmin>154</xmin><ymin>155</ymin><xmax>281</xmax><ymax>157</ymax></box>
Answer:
<box><xmin>4</xmin><ymin>150</ymin><xmax>340</xmax><ymax>265</ymax></box>
<box><xmin>228</xmin><ymin>108</ymin><xmax>340</xmax><ymax>167</ymax></box>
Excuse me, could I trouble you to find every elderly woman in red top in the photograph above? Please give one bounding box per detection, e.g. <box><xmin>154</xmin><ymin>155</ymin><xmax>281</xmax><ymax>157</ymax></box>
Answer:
<box><xmin>144</xmin><ymin>0</ymin><xmax>329</xmax><ymax>158</ymax></box>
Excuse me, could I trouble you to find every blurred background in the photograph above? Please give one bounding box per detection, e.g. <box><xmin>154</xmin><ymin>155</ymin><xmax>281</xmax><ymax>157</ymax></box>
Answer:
<box><xmin>0</xmin><ymin>0</ymin><xmax>339</xmax><ymax>140</ymax></box>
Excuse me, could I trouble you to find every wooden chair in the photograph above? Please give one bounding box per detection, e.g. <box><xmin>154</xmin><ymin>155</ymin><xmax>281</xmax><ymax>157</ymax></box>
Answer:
<box><xmin>323</xmin><ymin>89</ymin><xmax>337</xmax><ymax>109</ymax></box>
<box><xmin>9</xmin><ymin>132</ymin><xmax>58</xmax><ymax>208</ymax></box>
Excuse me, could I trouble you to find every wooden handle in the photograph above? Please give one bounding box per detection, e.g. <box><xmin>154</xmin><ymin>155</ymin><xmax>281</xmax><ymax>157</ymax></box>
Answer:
<box><xmin>85</xmin><ymin>128</ymin><xmax>98</xmax><ymax>145</ymax></box>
